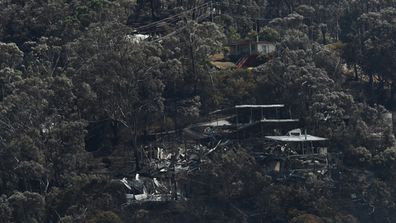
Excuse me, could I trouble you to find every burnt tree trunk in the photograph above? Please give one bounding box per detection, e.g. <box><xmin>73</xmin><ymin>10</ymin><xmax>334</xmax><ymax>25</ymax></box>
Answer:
<box><xmin>150</xmin><ymin>0</ymin><xmax>156</xmax><ymax>20</ymax></box>
<box><xmin>391</xmin><ymin>81</ymin><xmax>396</xmax><ymax>135</ymax></box>
<box><xmin>354</xmin><ymin>64</ymin><xmax>359</xmax><ymax>80</ymax></box>
<box><xmin>131</xmin><ymin>118</ymin><xmax>141</xmax><ymax>171</ymax></box>
<box><xmin>189</xmin><ymin>38</ymin><xmax>197</xmax><ymax>95</ymax></box>
<box><xmin>111</xmin><ymin>121</ymin><xmax>119</xmax><ymax>147</ymax></box>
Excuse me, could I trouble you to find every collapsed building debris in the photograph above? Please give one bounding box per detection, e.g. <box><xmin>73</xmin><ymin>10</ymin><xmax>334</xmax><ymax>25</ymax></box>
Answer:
<box><xmin>120</xmin><ymin>140</ymin><xmax>230</xmax><ymax>204</ymax></box>
<box><xmin>121</xmin><ymin>173</ymin><xmax>186</xmax><ymax>204</ymax></box>
<box><xmin>121</xmin><ymin>104</ymin><xmax>338</xmax><ymax>205</ymax></box>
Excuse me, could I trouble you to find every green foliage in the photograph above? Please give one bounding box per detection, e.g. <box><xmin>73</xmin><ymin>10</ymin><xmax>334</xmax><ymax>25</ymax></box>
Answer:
<box><xmin>0</xmin><ymin>1</ymin><xmax>396</xmax><ymax>223</ymax></box>
<box><xmin>259</xmin><ymin>26</ymin><xmax>280</xmax><ymax>42</ymax></box>
<box><xmin>373</xmin><ymin>147</ymin><xmax>396</xmax><ymax>175</ymax></box>
<box><xmin>289</xmin><ymin>214</ymin><xmax>324</xmax><ymax>223</ymax></box>
<box><xmin>87</xmin><ymin>211</ymin><xmax>123</xmax><ymax>223</ymax></box>
<box><xmin>215</xmin><ymin>69</ymin><xmax>257</xmax><ymax>106</ymax></box>
<box><xmin>345</xmin><ymin>146</ymin><xmax>372</xmax><ymax>166</ymax></box>
<box><xmin>8</xmin><ymin>191</ymin><xmax>45</xmax><ymax>223</ymax></box>
<box><xmin>227</xmin><ymin>26</ymin><xmax>241</xmax><ymax>41</ymax></box>
<box><xmin>268</xmin><ymin>13</ymin><xmax>305</xmax><ymax>32</ymax></box>
<box><xmin>192</xmin><ymin>145</ymin><xmax>269</xmax><ymax>203</ymax></box>
<box><xmin>295</xmin><ymin>5</ymin><xmax>316</xmax><ymax>18</ymax></box>
<box><xmin>254</xmin><ymin>30</ymin><xmax>394</xmax><ymax>154</ymax></box>
<box><xmin>160</xmin><ymin>21</ymin><xmax>224</xmax><ymax>114</ymax></box>
<box><xmin>356</xmin><ymin>8</ymin><xmax>396</xmax><ymax>81</ymax></box>
<box><xmin>0</xmin><ymin>42</ymin><xmax>23</xmax><ymax>69</ymax></box>
<box><xmin>0</xmin><ymin>195</ymin><xmax>12</xmax><ymax>223</ymax></box>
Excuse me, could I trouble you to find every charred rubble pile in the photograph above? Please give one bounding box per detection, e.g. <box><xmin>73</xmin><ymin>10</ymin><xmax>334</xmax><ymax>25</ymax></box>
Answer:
<box><xmin>119</xmin><ymin>140</ymin><xmax>231</xmax><ymax>204</ymax></box>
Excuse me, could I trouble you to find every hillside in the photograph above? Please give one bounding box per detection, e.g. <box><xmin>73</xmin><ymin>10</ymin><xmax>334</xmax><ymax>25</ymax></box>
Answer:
<box><xmin>1</xmin><ymin>1</ymin><xmax>396</xmax><ymax>223</ymax></box>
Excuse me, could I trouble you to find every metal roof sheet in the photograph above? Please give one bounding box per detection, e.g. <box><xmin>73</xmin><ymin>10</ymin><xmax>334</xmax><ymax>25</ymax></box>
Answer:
<box><xmin>260</xmin><ymin>119</ymin><xmax>299</xmax><ymax>123</ymax></box>
<box><xmin>265</xmin><ymin>135</ymin><xmax>327</xmax><ymax>142</ymax></box>
<box><xmin>235</xmin><ymin>104</ymin><xmax>284</xmax><ymax>108</ymax></box>
<box><xmin>198</xmin><ymin>120</ymin><xmax>232</xmax><ymax>127</ymax></box>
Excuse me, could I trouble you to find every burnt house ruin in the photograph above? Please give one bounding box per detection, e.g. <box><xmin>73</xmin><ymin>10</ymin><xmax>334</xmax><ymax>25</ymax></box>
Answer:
<box><xmin>183</xmin><ymin>104</ymin><xmax>299</xmax><ymax>142</ymax></box>
<box><xmin>254</xmin><ymin>128</ymin><xmax>329</xmax><ymax>181</ymax></box>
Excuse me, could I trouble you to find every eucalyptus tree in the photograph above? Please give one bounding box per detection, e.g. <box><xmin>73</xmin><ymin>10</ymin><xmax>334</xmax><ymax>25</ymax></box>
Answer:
<box><xmin>254</xmin><ymin>30</ymin><xmax>394</xmax><ymax>150</ymax></box>
<box><xmin>0</xmin><ymin>42</ymin><xmax>50</xmax><ymax>194</ymax></box>
<box><xmin>67</xmin><ymin>22</ymin><xmax>166</xmax><ymax>170</ymax></box>
<box><xmin>357</xmin><ymin>8</ymin><xmax>396</xmax><ymax>96</ymax></box>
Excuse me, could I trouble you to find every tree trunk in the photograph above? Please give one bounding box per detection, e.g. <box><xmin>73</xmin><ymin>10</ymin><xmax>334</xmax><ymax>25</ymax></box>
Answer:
<box><xmin>336</xmin><ymin>18</ymin><xmax>339</xmax><ymax>41</ymax></box>
<box><xmin>354</xmin><ymin>64</ymin><xmax>359</xmax><ymax>80</ymax></box>
<box><xmin>322</xmin><ymin>30</ymin><xmax>327</xmax><ymax>45</ymax></box>
<box><xmin>150</xmin><ymin>0</ymin><xmax>156</xmax><ymax>20</ymax></box>
<box><xmin>111</xmin><ymin>121</ymin><xmax>119</xmax><ymax>146</ymax></box>
<box><xmin>369</xmin><ymin>73</ymin><xmax>373</xmax><ymax>88</ymax></box>
<box><xmin>172</xmin><ymin>168</ymin><xmax>177</xmax><ymax>200</ymax></box>
<box><xmin>171</xmin><ymin>155</ymin><xmax>178</xmax><ymax>200</ymax></box>
<box><xmin>132</xmin><ymin>118</ymin><xmax>141</xmax><ymax>171</ymax></box>
<box><xmin>132</xmin><ymin>133</ymin><xmax>141</xmax><ymax>171</ymax></box>
<box><xmin>189</xmin><ymin>39</ymin><xmax>197</xmax><ymax>95</ymax></box>
<box><xmin>391</xmin><ymin>81</ymin><xmax>396</xmax><ymax>135</ymax></box>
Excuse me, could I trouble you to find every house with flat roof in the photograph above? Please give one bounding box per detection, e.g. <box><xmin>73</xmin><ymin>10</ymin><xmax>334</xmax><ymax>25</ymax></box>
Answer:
<box><xmin>228</xmin><ymin>40</ymin><xmax>275</xmax><ymax>58</ymax></box>
<box><xmin>226</xmin><ymin>40</ymin><xmax>276</xmax><ymax>67</ymax></box>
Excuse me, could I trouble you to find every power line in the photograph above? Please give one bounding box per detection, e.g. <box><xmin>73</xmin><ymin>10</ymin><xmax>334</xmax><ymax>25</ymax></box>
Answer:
<box><xmin>213</xmin><ymin>2</ymin><xmax>267</xmax><ymax>9</ymax></box>
<box><xmin>212</xmin><ymin>2</ymin><xmax>278</xmax><ymax>10</ymax></box>
<box><xmin>150</xmin><ymin>27</ymin><xmax>186</xmax><ymax>43</ymax></box>
<box><xmin>150</xmin><ymin>9</ymin><xmax>212</xmax><ymax>43</ymax></box>
<box><xmin>134</xmin><ymin>1</ymin><xmax>270</xmax><ymax>36</ymax></box>
<box><xmin>138</xmin><ymin>1</ymin><xmax>277</xmax><ymax>42</ymax></box>
<box><xmin>136</xmin><ymin>5</ymin><xmax>210</xmax><ymax>35</ymax></box>
<box><xmin>218</xmin><ymin>13</ymin><xmax>273</xmax><ymax>21</ymax></box>
<box><xmin>135</xmin><ymin>3</ymin><xmax>210</xmax><ymax>32</ymax></box>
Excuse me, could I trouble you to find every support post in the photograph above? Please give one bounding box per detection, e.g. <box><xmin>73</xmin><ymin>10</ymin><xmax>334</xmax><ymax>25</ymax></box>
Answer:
<box><xmin>236</xmin><ymin>107</ymin><xmax>239</xmax><ymax>142</ymax></box>
<box><xmin>261</xmin><ymin>107</ymin><xmax>263</xmax><ymax>137</ymax></box>
<box><xmin>250</xmin><ymin>107</ymin><xmax>253</xmax><ymax>123</ymax></box>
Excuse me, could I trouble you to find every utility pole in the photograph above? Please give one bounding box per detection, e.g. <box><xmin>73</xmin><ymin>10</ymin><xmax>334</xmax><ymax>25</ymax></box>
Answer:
<box><xmin>210</xmin><ymin>0</ymin><xmax>214</xmax><ymax>22</ymax></box>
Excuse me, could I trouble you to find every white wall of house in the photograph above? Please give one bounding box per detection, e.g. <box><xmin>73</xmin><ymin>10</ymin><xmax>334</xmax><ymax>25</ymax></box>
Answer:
<box><xmin>257</xmin><ymin>43</ymin><xmax>275</xmax><ymax>54</ymax></box>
